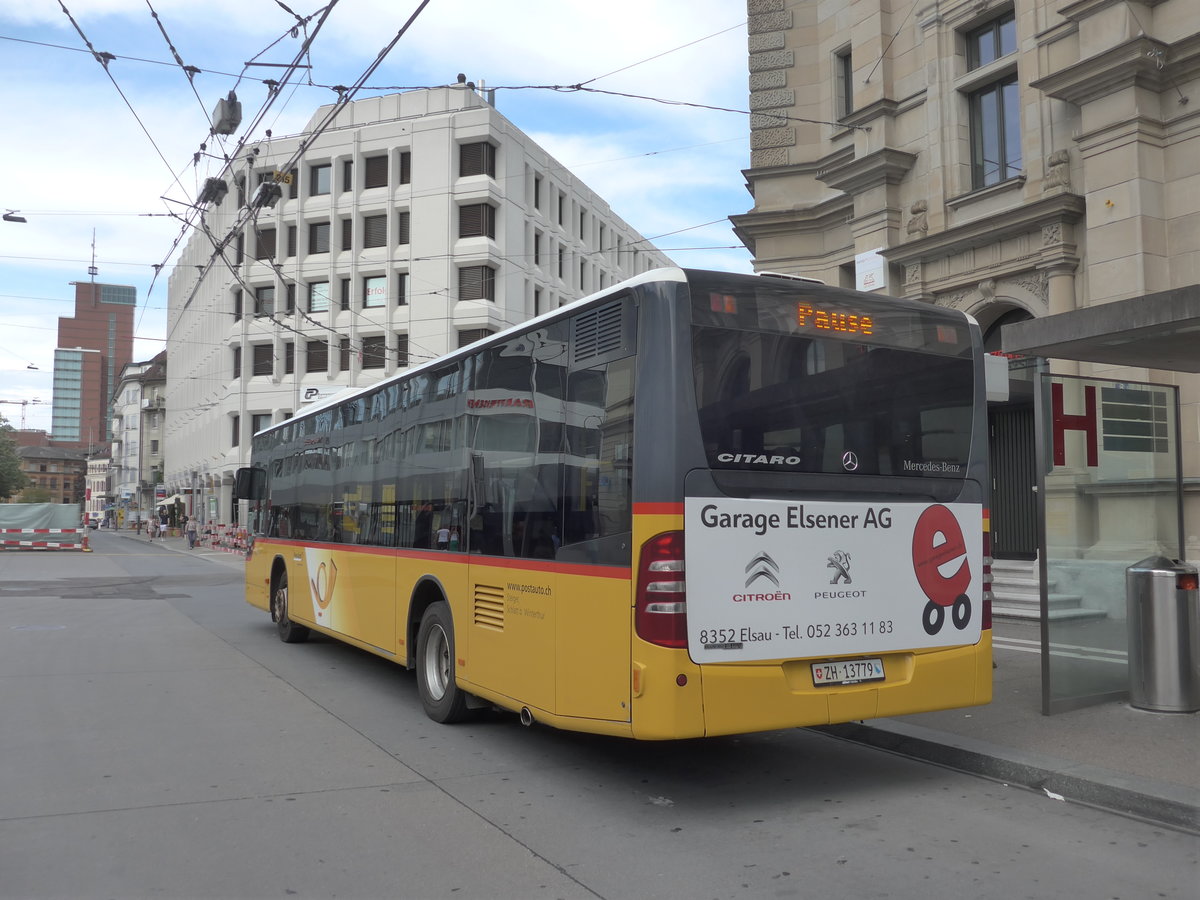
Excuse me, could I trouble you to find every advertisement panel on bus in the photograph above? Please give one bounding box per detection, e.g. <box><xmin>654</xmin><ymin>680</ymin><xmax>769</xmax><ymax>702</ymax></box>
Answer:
<box><xmin>684</xmin><ymin>497</ymin><xmax>982</xmax><ymax>665</ymax></box>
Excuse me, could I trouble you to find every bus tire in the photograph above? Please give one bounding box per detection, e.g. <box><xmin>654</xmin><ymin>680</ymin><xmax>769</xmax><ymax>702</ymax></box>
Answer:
<box><xmin>273</xmin><ymin>571</ymin><xmax>310</xmax><ymax>644</ymax></box>
<box><xmin>416</xmin><ymin>601</ymin><xmax>471</xmax><ymax>724</ymax></box>
<box><xmin>922</xmin><ymin>599</ymin><xmax>944</xmax><ymax>636</ymax></box>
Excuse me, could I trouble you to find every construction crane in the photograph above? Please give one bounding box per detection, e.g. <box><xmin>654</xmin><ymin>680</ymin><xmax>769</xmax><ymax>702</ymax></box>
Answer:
<box><xmin>0</xmin><ymin>398</ymin><xmax>43</xmax><ymax>429</ymax></box>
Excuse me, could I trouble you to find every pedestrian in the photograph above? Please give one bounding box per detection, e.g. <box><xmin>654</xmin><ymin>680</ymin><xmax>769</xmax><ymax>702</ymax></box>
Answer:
<box><xmin>436</xmin><ymin>524</ymin><xmax>450</xmax><ymax>550</ymax></box>
<box><xmin>185</xmin><ymin>517</ymin><xmax>198</xmax><ymax>550</ymax></box>
<box><xmin>147</xmin><ymin>518</ymin><xmax>157</xmax><ymax>541</ymax></box>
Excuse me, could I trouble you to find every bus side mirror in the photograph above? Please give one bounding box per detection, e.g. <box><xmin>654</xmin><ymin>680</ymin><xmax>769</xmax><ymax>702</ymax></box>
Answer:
<box><xmin>234</xmin><ymin>466</ymin><xmax>266</xmax><ymax>501</ymax></box>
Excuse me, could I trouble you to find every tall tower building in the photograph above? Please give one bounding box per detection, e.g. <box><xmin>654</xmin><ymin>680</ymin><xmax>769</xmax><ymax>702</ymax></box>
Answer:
<box><xmin>52</xmin><ymin>281</ymin><xmax>136</xmax><ymax>448</ymax></box>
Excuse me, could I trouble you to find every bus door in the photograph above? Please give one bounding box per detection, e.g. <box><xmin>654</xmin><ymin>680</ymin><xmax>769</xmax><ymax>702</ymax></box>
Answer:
<box><xmin>466</xmin><ymin>464</ymin><xmax>557</xmax><ymax>714</ymax></box>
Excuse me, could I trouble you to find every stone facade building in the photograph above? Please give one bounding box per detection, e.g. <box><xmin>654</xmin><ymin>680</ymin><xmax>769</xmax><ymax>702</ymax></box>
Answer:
<box><xmin>733</xmin><ymin>0</ymin><xmax>1200</xmax><ymax>568</ymax></box>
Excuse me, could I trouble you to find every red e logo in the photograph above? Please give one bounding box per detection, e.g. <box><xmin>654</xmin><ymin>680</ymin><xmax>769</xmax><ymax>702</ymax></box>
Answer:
<box><xmin>912</xmin><ymin>505</ymin><xmax>972</xmax><ymax>635</ymax></box>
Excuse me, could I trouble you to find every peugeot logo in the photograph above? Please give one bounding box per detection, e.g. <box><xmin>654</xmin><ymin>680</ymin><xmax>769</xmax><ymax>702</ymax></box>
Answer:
<box><xmin>745</xmin><ymin>552</ymin><xmax>781</xmax><ymax>588</ymax></box>
<box><xmin>841</xmin><ymin>450</ymin><xmax>859</xmax><ymax>471</ymax></box>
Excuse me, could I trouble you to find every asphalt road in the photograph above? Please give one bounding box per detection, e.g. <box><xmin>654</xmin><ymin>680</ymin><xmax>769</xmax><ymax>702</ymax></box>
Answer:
<box><xmin>1</xmin><ymin>531</ymin><xmax>1195</xmax><ymax>899</ymax></box>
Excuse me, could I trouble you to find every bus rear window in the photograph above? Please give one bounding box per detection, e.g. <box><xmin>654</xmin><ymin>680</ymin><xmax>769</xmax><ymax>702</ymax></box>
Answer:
<box><xmin>692</xmin><ymin>317</ymin><xmax>975</xmax><ymax>478</ymax></box>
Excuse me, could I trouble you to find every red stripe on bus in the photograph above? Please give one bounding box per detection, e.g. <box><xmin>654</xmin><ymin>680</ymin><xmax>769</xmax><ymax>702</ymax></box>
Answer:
<box><xmin>254</xmin><ymin>539</ymin><xmax>630</xmax><ymax>580</ymax></box>
<box><xmin>634</xmin><ymin>502</ymin><xmax>683</xmax><ymax>516</ymax></box>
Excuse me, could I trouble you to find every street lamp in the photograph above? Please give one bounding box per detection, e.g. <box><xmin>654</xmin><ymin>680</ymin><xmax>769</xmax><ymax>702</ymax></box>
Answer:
<box><xmin>3</xmin><ymin>211</ymin><xmax>27</xmax><ymax>223</ymax></box>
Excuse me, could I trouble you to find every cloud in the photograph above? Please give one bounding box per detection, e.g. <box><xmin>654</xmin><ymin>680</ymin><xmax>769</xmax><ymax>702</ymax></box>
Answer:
<box><xmin>0</xmin><ymin>2</ymin><xmax>753</xmax><ymax>433</ymax></box>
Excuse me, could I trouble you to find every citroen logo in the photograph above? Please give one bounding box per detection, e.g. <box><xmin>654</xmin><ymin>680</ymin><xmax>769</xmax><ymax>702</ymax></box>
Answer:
<box><xmin>841</xmin><ymin>450</ymin><xmax>859</xmax><ymax>471</ymax></box>
<box><xmin>745</xmin><ymin>552</ymin><xmax>781</xmax><ymax>588</ymax></box>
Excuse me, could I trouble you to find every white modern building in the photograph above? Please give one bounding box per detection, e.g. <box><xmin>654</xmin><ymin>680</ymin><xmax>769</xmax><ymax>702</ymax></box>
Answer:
<box><xmin>110</xmin><ymin>352</ymin><xmax>166</xmax><ymax>526</ymax></box>
<box><xmin>164</xmin><ymin>86</ymin><xmax>671</xmax><ymax>525</ymax></box>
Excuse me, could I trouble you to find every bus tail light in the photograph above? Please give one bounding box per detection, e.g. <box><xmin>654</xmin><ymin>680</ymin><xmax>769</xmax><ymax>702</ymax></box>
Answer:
<box><xmin>636</xmin><ymin>531</ymin><xmax>688</xmax><ymax>648</ymax></box>
<box><xmin>981</xmin><ymin>526</ymin><xmax>993</xmax><ymax>631</ymax></box>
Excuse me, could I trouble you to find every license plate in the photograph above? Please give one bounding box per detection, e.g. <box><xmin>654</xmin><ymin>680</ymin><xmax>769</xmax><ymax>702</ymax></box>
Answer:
<box><xmin>811</xmin><ymin>658</ymin><xmax>885</xmax><ymax>686</ymax></box>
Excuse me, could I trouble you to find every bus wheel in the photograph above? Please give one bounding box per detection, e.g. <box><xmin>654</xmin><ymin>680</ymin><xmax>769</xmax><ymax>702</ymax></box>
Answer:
<box><xmin>416</xmin><ymin>602</ymin><xmax>471</xmax><ymax>723</ymax></box>
<box><xmin>922</xmin><ymin>599</ymin><xmax>945</xmax><ymax>636</ymax></box>
<box><xmin>273</xmin><ymin>571</ymin><xmax>310</xmax><ymax>644</ymax></box>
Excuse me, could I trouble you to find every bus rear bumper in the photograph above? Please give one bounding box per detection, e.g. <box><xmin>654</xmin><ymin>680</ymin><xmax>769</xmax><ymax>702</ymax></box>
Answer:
<box><xmin>696</xmin><ymin>632</ymin><xmax>993</xmax><ymax>738</ymax></box>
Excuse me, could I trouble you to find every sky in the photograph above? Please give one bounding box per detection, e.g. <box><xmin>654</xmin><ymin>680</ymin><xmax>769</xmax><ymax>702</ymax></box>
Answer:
<box><xmin>0</xmin><ymin>0</ymin><xmax>755</xmax><ymax>434</ymax></box>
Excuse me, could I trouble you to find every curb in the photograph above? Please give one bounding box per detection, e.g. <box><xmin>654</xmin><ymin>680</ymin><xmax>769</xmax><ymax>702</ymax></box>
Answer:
<box><xmin>816</xmin><ymin>720</ymin><xmax>1200</xmax><ymax>835</ymax></box>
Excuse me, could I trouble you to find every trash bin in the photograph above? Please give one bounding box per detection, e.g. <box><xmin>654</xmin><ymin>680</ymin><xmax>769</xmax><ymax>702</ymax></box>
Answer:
<box><xmin>1125</xmin><ymin>556</ymin><xmax>1200</xmax><ymax>712</ymax></box>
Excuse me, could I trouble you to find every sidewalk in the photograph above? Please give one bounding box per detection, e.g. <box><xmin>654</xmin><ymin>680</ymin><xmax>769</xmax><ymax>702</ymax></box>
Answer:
<box><xmin>106</xmin><ymin>527</ymin><xmax>1199</xmax><ymax>833</ymax></box>
<box><xmin>822</xmin><ymin>622</ymin><xmax>1199</xmax><ymax>834</ymax></box>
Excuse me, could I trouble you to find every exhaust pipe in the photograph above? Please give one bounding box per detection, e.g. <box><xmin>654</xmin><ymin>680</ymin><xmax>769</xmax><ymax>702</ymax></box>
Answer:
<box><xmin>519</xmin><ymin>707</ymin><xmax>534</xmax><ymax>727</ymax></box>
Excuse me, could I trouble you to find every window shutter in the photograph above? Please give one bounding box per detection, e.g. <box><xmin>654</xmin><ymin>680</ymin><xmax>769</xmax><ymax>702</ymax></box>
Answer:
<box><xmin>306</xmin><ymin>340</ymin><xmax>328</xmax><ymax>373</ymax></box>
<box><xmin>364</xmin><ymin>215</ymin><xmax>387</xmax><ymax>248</ymax></box>
<box><xmin>255</xmin><ymin>228</ymin><xmax>275</xmax><ymax>260</ymax></box>
<box><xmin>399</xmin><ymin>151</ymin><xmax>411</xmax><ymax>185</ymax></box>
<box><xmin>459</xmin><ymin>265</ymin><xmax>494</xmax><ymax>301</ymax></box>
<box><xmin>310</xmin><ymin>222</ymin><xmax>330</xmax><ymax>253</ymax></box>
<box><xmin>342</xmin><ymin>160</ymin><xmax>353</xmax><ymax>192</ymax></box>
<box><xmin>397</xmin><ymin>211</ymin><xmax>410</xmax><ymax>245</ymax></box>
<box><xmin>287</xmin><ymin>226</ymin><xmax>297</xmax><ymax>257</ymax></box>
<box><xmin>341</xmin><ymin>218</ymin><xmax>352</xmax><ymax>251</ymax></box>
<box><xmin>460</xmin><ymin>141</ymin><xmax>496</xmax><ymax>178</ymax></box>
<box><xmin>364</xmin><ymin>156</ymin><xmax>388</xmax><ymax>189</ymax></box>
<box><xmin>396</xmin><ymin>333</ymin><xmax>409</xmax><ymax>367</ymax></box>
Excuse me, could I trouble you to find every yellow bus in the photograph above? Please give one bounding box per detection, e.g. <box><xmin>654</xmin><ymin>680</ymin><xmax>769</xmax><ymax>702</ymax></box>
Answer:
<box><xmin>236</xmin><ymin>268</ymin><xmax>992</xmax><ymax>739</ymax></box>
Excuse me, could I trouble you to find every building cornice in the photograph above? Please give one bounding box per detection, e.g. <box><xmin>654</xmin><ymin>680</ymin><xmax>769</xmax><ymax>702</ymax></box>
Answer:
<box><xmin>817</xmin><ymin>148</ymin><xmax>918</xmax><ymax>194</ymax></box>
<box><xmin>882</xmin><ymin>193</ymin><xmax>1086</xmax><ymax>267</ymax></box>
<box><xmin>1032</xmin><ymin>34</ymin><xmax>1200</xmax><ymax>106</ymax></box>
<box><xmin>730</xmin><ymin>193</ymin><xmax>855</xmax><ymax>251</ymax></box>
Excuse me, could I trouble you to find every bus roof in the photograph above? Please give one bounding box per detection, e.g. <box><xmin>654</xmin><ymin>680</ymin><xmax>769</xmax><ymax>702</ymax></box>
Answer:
<box><xmin>252</xmin><ymin>266</ymin><xmax>690</xmax><ymax>439</ymax></box>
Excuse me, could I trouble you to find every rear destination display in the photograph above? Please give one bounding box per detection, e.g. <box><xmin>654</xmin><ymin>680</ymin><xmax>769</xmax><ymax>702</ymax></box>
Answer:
<box><xmin>684</xmin><ymin>497</ymin><xmax>983</xmax><ymax>664</ymax></box>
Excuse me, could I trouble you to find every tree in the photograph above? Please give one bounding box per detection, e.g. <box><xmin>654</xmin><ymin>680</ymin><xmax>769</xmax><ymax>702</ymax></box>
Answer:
<box><xmin>0</xmin><ymin>417</ymin><xmax>28</xmax><ymax>500</ymax></box>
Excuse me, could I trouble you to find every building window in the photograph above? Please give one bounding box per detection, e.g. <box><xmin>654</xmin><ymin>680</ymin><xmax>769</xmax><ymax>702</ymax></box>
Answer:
<box><xmin>286</xmin><ymin>225</ymin><xmax>297</xmax><ymax>257</ymax></box>
<box><xmin>233</xmin><ymin>289</ymin><xmax>243</xmax><ymax>321</ymax></box>
<box><xmin>459</xmin><ymin>265</ymin><xmax>495</xmax><ymax>301</ymax></box>
<box><xmin>342</xmin><ymin>160</ymin><xmax>353</xmax><ymax>192</ymax></box>
<box><xmin>965</xmin><ymin>12</ymin><xmax>1021</xmax><ymax>189</ymax></box>
<box><xmin>150</xmin><ymin>440</ymin><xmax>159</xmax><ymax>453</ymax></box>
<box><xmin>363</xmin><ymin>275</ymin><xmax>387</xmax><ymax>308</ymax></box>
<box><xmin>309</xmin><ymin>221</ymin><xmax>330</xmax><ymax>254</ymax></box>
<box><xmin>231</xmin><ymin>346</ymin><xmax>241</xmax><ymax>379</ymax></box>
<box><xmin>252</xmin><ymin>343</ymin><xmax>273</xmax><ymax>377</ymax></box>
<box><xmin>364</xmin><ymin>155</ymin><xmax>388</xmax><ymax>189</ymax></box>
<box><xmin>341</xmin><ymin>218</ymin><xmax>353</xmax><ymax>251</ymax></box>
<box><xmin>254</xmin><ymin>286</ymin><xmax>274</xmax><ymax>317</ymax></box>
<box><xmin>308</xmin><ymin>281</ymin><xmax>330</xmax><ymax>313</ymax></box>
<box><xmin>231</xmin><ymin>414</ymin><xmax>240</xmax><ymax>448</ymax></box>
<box><xmin>396</xmin><ymin>333</ymin><xmax>409</xmax><ymax>367</ymax></box>
<box><xmin>834</xmin><ymin>47</ymin><xmax>853</xmax><ymax>118</ymax></box>
<box><xmin>310</xmin><ymin>164</ymin><xmax>331</xmax><ymax>196</ymax></box>
<box><xmin>284</xmin><ymin>342</ymin><xmax>294</xmax><ymax>374</ymax></box>
<box><xmin>306</xmin><ymin>340</ymin><xmax>328</xmax><ymax>373</ymax></box>
<box><xmin>399</xmin><ymin>151</ymin><xmax>411</xmax><ymax>185</ymax></box>
<box><xmin>363</xmin><ymin>214</ymin><xmax>387</xmax><ymax>248</ymax></box>
<box><xmin>533</xmin><ymin>175</ymin><xmax>542</xmax><ymax>210</ymax></box>
<box><xmin>460</xmin><ymin>141</ymin><xmax>496</xmax><ymax>178</ymax></box>
<box><xmin>254</xmin><ymin>227</ymin><xmax>276</xmax><ymax>261</ymax></box>
<box><xmin>396</xmin><ymin>272</ymin><xmax>407</xmax><ymax>306</ymax></box>
<box><xmin>396</xmin><ymin>210</ymin><xmax>411</xmax><ymax>245</ymax></box>
<box><xmin>458</xmin><ymin>328</ymin><xmax>494</xmax><ymax>347</ymax></box>
<box><xmin>285</xmin><ymin>283</ymin><xmax>295</xmax><ymax>314</ymax></box>
<box><xmin>339</xmin><ymin>337</ymin><xmax>352</xmax><ymax>372</ymax></box>
<box><xmin>459</xmin><ymin>203</ymin><xmax>495</xmax><ymax>239</ymax></box>
<box><xmin>252</xmin><ymin>413</ymin><xmax>272</xmax><ymax>435</ymax></box>
<box><xmin>340</xmin><ymin>277</ymin><xmax>351</xmax><ymax>310</ymax></box>
<box><xmin>361</xmin><ymin>335</ymin><xmax>386</xmax><ymax>369</ymax></box>
<box><xmin>534</xmin><ymin>231</ymin><xmax>542</xmax><ymax>266</ymax></box>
